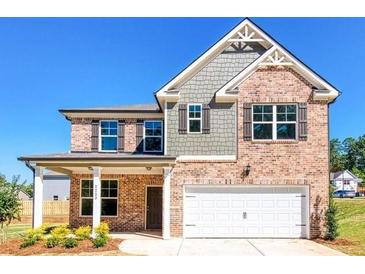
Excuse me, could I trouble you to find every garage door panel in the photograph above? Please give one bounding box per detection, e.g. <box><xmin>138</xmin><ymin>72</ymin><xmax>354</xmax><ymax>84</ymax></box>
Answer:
<box><xmin>184</xmin><ymin>186</ymin><xmax>308</xmax><ymax>238</ymax></box>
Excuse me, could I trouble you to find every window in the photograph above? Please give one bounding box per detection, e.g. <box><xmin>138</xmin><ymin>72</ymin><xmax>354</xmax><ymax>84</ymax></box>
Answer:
<box><xmin>81</xmin><ymin>180</ymin><xmax>93</xmax><ymax>216</ymax></box>
<box><xmin>53</xmin><ymin>195</ymin><xmax>59</xmax><ymax>201</ymax></box>
<box><xmin>80</xmin><ymin>180</ymin><xmax>118</xmax><ymax>217</ymax></box>
<box><xmin>188</xmin><ymin>104</ymin><xmax>202</xmax><ymax>133</ymax></box>
<box><xmin>343</xmin><ymin>180</ymin><xmax>350</xmax><ymax>185</ymax></box>
<box><xmin>100</xmin><ymin>121</ymin><xmax>118</xmax><ymax>151</ymax></box>
<box><xmin>253</xmin><ymin>104</ymin><xmax>297</xmax><ymax>140</ymax></box>
<box><xmin>144</xmin><ymin>121</ymin><xmax>162</xmax><ymax>152</ymax></box>
<box><xmin>101</xmin><ymin>180</ymin><xmax>118</xmax><ymax>216</ymax></box>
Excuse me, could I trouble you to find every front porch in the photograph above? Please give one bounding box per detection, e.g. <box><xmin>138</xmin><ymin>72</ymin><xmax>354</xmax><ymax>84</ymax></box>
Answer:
<box><xmin>18</xmin><ymin>153</ymin><xmax>176</xmax><ymax>240</ymax></box>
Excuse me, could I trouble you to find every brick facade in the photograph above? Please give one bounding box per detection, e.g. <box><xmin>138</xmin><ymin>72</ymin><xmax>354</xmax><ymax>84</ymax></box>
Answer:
<box><xmin>68</xmin><ymin>67</ymin><xmax>330</xmax><ymax>239</ymax></box>
<box><xmin>70</xmin><ymin>118</ymin><xmax>139</xmax><ymax>152</ymax></box>
<box><xmin>69</xmin><ymin>174</ymin><xmax>163</xmax><ymax>231</ymax></box>
<box><xmin>169</xmin><ymin>67</ymin><xmax>329</xmax><ymax>239</ymax></box>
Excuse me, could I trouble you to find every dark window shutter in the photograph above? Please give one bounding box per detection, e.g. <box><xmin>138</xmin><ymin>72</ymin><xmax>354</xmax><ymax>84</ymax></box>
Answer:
<box><xmin>243</xmin><ymin>103</ymin><xmax>252</xmax><ymax>141</ymax></box>
<box><xmin>202</xmin><ymin>104</ymin><xmax>210</xmax><ymax>134</ymax></box>
<box><xmin>298</xmin><ymin>103</ymin><xmax>308</xmax><ymax>141</ymax></box>
<box><xmin>178</xmin><ymin>104</ymin><xmax>187</xmax><ymax>134</ymax></box>
<box><xmin>118</xmin><ymin>120</ymin><xmax>125</xmax><ymax>152</ymax></box>
<box><xmin>91</xmin><ymin>120</ymin><xmax>99</xmax><ymax>151</ymax></box>
<box><xmin>136</xmin><ymin>120</ymin><xmax>144</xmax><ymax>153</ymax></box>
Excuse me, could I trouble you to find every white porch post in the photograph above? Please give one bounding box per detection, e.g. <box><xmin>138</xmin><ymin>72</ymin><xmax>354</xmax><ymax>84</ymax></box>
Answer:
<box><xmin>162</xmin><ymin>167</ymin><xmax>172</xmax><ymax>240</ymax></box>
<box><xmin>92</xmin><ymin>166</ymin><xmax>102</xmax><ymax>236</ymax></box>
<box><xmin>32</xmin><ymin>166</ymin><xmax>44</xmax><ymax>228</ymax></box>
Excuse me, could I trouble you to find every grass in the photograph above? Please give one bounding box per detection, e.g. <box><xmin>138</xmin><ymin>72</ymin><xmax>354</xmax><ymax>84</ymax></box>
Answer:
<box><xmin>321</xmin><ymin>198</ymin><xmax>365</xmax><ymax>256</ymax></box>
<box><xmin>2</xmin><ymin>224</ymin><xmax>31</xmax><ymax>240</ymax></box>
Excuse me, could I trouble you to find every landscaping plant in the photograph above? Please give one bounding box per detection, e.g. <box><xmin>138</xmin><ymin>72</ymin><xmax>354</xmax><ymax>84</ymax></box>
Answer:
<box><xmin>20</xmin><ymin>228</ymin><xmax>44</xmax><ymax>248</ymax></box>
<box><xmin>45</xmin><ymin>236</ymin><xmax>60</xmax><ymax>248</ymax></box>
<box><xmin>325</xmin><ymin>186</ymin><xmax>339</xmax><ymax>241</ymax></box>
<box><xmin>74</xmin><ymin>225</ymin><xmax>91</xmax><ymax>240</ymax></box>
<box><xmin>92</xmin><ymin>222</ymin><xmax>110</xmax><ymax>248</ymax></box>
<box><xmin>63</xmin><ymin>237</ymin><xmax>78</xmax><ymax>248</ymax></box>
<box><xmin>51</xmin><ymin>225</ymin><xmax>71</xmax><ymax>240</ymax></box>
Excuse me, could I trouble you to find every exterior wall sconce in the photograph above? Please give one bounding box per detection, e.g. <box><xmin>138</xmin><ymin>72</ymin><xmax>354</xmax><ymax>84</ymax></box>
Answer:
<box><xmin>244</xmin><ymin>164</ymin><xmax>251</xmax><ymax>177</ymax></box>
<box><xmin>146</xmin><ymin>167</ymin><xmax>152</xmax><ymax>171</ymax></box>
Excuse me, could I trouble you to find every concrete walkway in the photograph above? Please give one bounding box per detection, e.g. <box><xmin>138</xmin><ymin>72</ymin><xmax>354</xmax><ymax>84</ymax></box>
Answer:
<box><xmin>114</xmin><ymin>233</ymin><xmax>346</xmax><ymax>256</ymax></box>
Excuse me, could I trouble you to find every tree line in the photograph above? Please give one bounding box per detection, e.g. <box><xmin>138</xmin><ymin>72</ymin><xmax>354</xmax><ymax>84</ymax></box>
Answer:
<box><xmin>330</xmin><ymin>135</ymin><xmax>365</xmax><ymax>183</ymax></box>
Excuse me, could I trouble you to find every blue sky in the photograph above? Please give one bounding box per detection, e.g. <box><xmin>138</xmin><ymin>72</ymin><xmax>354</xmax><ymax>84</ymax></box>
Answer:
<box><xmin>0</xmin><ymin>17</ymin><xmax>364</xmax><ymax>183</ymax></box>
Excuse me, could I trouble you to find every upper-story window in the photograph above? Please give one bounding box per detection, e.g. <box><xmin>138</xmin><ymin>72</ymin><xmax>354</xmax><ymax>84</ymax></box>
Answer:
<box><xmin>188</xmin><ymin>104</ymin><xmax>202</xmax><ymax>133</ymax></box>
<box><xmin>144</xmin><ymin>120</ymin><xmax>163</xmax><ymax>152</ymax></box>
<box><xmin>253</xmin><ymin>104</ymin><xmax>297</xmax><ymax>140</ymax></box>
<box><xmin>100</xmin><ymin>120</ymin><xmax>118</xmax><ymax>151</ymax></box>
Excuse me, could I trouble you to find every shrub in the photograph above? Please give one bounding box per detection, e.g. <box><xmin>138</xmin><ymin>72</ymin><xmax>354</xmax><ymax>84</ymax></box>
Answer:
<box><xmin>20</xmin><ymin>228</ymin><xmax>43</xmax><ymax>248</ymax></box>
<box><xmin>74</xmin><ymin>225</ymin><xmax>91</xmax><ymax>240</ymax></box>
<box><xmin>45</xmin><ymin>236</ymin><xmax>60</xmax><ymax>248</ymax></box>
<box><xmin>92</xmin><ymin>235</ymin><xmax>108</xmax><ymax>248</ymax></box>
<box><xmin>63</xmin><ymin>237</ymin><xmax>78</xmax><ymax>248</ymax></box>
<box><xmin>325</xmin><ymin>186</ymin><xmax>339</xmax><ymax>241</ymax></box>
<box><xmin>95</xmin><ymin>222</ymin><xmax>109</xmax><ymax>237</ymax></box>
<box><xmin>40</xmin><ymin>223</ymin><xmax>57</xmax><ymax>235</ymax></box>
<box><xmin>51</xmin><ymin>225</ymin><xmax>71</xmax><ymax>240</ymax></box>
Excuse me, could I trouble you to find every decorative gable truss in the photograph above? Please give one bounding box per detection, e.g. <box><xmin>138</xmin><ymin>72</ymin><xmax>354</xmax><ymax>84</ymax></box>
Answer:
<box><xmin>155</xmin><ymin>18</ymin><xmax>340</xmax><ymax>107</ymax></box>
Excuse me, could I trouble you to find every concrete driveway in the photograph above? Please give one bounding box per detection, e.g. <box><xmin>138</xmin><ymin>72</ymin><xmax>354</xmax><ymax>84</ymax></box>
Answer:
<box><xmin>115</xmin><ymin>233</ymin><xmax>345</xmax><ymax>256</ymax></box>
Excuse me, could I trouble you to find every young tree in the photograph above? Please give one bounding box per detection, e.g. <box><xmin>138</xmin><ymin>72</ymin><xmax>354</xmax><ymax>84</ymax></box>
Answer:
<box><xmin>0</xmin><ymin>174</ymin><xmax>23</xmax><ymax>243</ymax></box>
<box><xmin>325</xmin><ymin>186</ymin><xmax>339</xmax><ymax>241</ymax></box>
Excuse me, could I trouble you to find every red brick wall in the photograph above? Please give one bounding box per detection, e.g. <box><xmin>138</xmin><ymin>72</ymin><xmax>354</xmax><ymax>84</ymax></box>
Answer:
<box><xmin>69</xmin><ymin>174</ymin><xmax>163</xmax><ymax>232</ymax></box>
<box><xmin>70</xmin><ymin>118</ymin><xmax>138</xmax><ymax>152</ymax></box>
<box><xmin>169</xmin><ymin>67</ymin><xmax>329</xmax><ymax>238</ymax></box>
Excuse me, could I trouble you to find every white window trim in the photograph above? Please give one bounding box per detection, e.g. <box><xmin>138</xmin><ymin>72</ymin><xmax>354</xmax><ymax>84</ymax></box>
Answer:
<box><xmin>187</xmin><ymin>103</ymin><xmax>202</xmax><ymax>134</ymax></box>
<box><xmin>80</xmin><ymin>179</ymin><xmax>119</xmax><ymax>218</ymax></box>
<box><xmin>143</xmin><ymin>120</ymin><xmax>163</xmax><ymax>153</ymax></box>
<box><xmin>99</xmin><ymin>120</ymin><xmax>118</xmax><ymax>152</ymax></box>
<box><xmin>252</xmin><ymin>104</ymin><xmax>298</xmax><ymax>141</ymax></box>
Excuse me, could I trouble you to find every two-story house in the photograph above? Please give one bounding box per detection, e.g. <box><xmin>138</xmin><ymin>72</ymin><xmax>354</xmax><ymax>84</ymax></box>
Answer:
<box><xmin>19</xmin><ymin>18</ymin><xmax>339</xmax><ymax>239</ymax></box>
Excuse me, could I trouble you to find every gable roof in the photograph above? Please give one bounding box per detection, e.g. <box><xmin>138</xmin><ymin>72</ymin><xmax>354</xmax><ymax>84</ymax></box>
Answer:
<box><xmin>155</xmin><ymin>18</ymin><xmax>340</xmax><ymax>106</ymax></box>
<box><xmin>331</xmin><ymin>170</ymin><xmax>363</xmax><ymax>182</ymax></box>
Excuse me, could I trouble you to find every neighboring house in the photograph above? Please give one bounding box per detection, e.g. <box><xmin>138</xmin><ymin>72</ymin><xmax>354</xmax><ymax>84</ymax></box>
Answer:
<box><xmin>330</xmin><ymin>170</ymin><xmax>362</xmax><ymax>192</ymax></box>
<box><xmin>43</xmin><ymin>170</ymin><xmax>70</xmax><ymax>201</ymax></box>
<box><xmin>18</xmin><ymin>190</ymin><xmax>31</xmax><ymax>200</ymax></box>
<box><xmin>19</xmin><ymin>18</ymin><xmax>340</xmax><ymax>240</ymax></box>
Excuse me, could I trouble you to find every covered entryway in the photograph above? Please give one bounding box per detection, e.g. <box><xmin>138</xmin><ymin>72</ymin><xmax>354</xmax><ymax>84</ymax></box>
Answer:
<box><xmin>184</xmin><ymin>185</ymin><xmax>309</xmax><ymax>239</ymax></box>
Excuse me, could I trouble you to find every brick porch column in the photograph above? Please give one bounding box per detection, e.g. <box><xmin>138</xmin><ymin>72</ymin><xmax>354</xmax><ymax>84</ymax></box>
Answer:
<box><xmin>163</xmin><ymin>167</ymin><xmax>172</xmax><ymax>240</ymax></box>
<box><xmin>32</xmin><ymin>166</ymin><xmax>44</xmax><ymax>228</ymax></box>
<box><xmin>92</xmin><ymin>166</ymin><xmax>102</xmax><ymax>236</ymax></box>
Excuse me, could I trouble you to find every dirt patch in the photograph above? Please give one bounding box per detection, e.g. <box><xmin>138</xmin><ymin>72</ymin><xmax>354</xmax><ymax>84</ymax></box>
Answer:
<box><xmin>0</xmin><ymin>238</ymin><xmax>128</xmax><ymax>256</ymax></box>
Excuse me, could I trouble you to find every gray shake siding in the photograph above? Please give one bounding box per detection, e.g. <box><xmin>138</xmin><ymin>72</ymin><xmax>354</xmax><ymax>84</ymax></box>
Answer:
<box><xmin>166</xmin><ymin>43</ymin><xmax>266</xmax><ymax>156</ymax></box>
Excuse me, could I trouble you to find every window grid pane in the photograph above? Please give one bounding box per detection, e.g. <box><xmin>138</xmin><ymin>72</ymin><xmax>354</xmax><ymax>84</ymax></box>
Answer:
<box><xmin>188</xmin><ymin>104</ymin><xmax>202</xmax><ymax>132</ymax></box>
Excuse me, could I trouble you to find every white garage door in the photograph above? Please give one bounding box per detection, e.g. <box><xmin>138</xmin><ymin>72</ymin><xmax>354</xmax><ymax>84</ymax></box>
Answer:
<box><xmin>184</xmin><ymin>186</ymin><xmax>309</xmax><ymax>238</ymax></box>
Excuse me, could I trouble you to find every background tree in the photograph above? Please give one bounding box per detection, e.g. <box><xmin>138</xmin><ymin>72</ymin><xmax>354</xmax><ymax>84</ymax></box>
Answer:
<box><xmin>330</xmin><ymin>138</ymin><xmax>345</xmax><ymax>172</ymax></box>
<box><xmin>0</xmin><ymin>174</ymin><xmax>23</xmax><ymax>243</ymax></box>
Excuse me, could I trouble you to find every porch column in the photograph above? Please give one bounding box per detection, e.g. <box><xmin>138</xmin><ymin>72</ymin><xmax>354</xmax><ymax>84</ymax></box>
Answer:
<box><xmin>32</xmin><ymin>166</ymin><xmax>44</xmax><ymax>228</ymax></box>
<box><xmin>92</xmin><ymin>166</ymin><xmax>102</xmax><ymax>236</ymax></box>
<box><xmin>162</xmin><ymin>167</ymin><xmax>172</xmax><ymax>240</ymax></box>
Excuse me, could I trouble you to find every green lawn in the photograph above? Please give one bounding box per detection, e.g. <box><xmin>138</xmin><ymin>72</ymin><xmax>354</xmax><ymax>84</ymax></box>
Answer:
<box><xmin>326</xmin><ymin>198</ymin><xmax>365</xmax><ymax>256</ymax></box>
<box><xmin>1</xmin><ymin>224</ymin><xmax>31</xmax><ymax>240</ymax></box>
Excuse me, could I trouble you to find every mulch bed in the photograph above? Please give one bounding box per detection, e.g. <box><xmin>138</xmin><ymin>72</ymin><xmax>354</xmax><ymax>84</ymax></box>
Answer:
<box><xmin>315</xmin><ymin>238</ymin><xmax>359</xmax><ymax>247</ymax></box>
<box><xmin>0</xmin><ymin>238</ymin><xmax>124</xmax><ymax>256</ymax></box>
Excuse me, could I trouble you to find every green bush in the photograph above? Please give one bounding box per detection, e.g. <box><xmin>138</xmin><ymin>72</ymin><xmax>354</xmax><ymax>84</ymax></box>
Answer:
<box><xmin>45</xmin><ymin>236</ymin><xmax>60</xmax><ymax>248</ymax></box>
<box><xmin>51</xmin><ymin>225</ymin><xmax>71</xmax><ymax>240</ymax></box>
<box><xmin>40</xmin><ymin>223</ymin><xmax>57</xmax><ymax>235</ymax></box>
<box><xmin>92</xmin><ymin>235</ymin><xmax>108</xmax><ymax>248</ymax></box>
<box><xmin>74</xmin><ymin>225</ymin><xmax>91</xmax><ymax>240</ymax></box>
<box><xmin>20</xmin><ymin>228</ymin><xmax>43</xmax><ymax>248</ymax></box>
<box><xmin>95</xmin><ymin>222</ymin><xmax>109</xmax><ymax>237</ymax></box>
<box><xmin>63</xmin><ymin>237</ymin><xmax>78</xmax><ymax>248</ymax></box>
